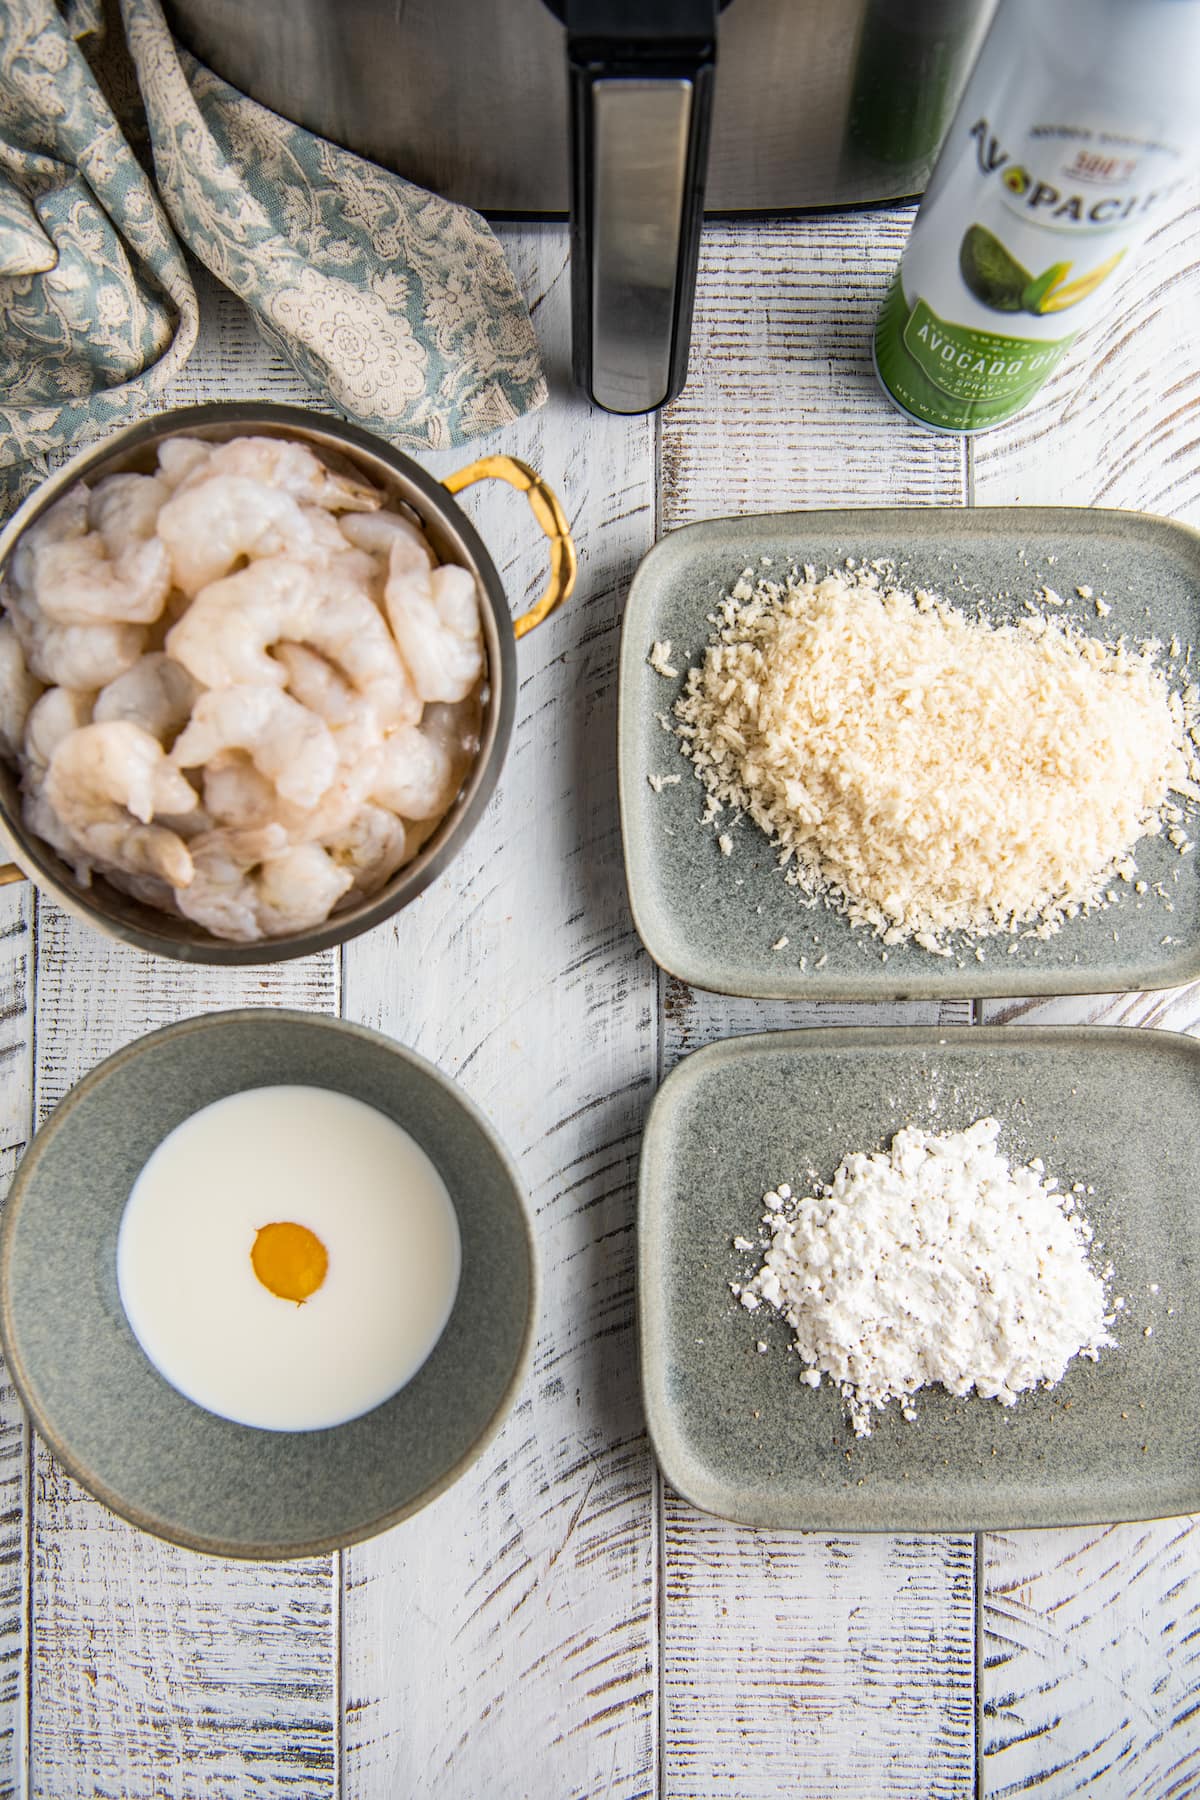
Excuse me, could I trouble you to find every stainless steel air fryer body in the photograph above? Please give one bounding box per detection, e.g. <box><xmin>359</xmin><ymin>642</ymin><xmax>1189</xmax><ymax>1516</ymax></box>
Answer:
<box><xmin>164</xmin><ymin>0</ymin><xmax>997</xmax><ymax>413</ymax></box>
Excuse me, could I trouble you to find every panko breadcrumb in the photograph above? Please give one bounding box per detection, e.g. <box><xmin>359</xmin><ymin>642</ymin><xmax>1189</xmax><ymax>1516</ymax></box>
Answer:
<box><xmin>673</xmin><ymin>565</ymin><xmax>1198</xmax><ymax>946</ymax></box>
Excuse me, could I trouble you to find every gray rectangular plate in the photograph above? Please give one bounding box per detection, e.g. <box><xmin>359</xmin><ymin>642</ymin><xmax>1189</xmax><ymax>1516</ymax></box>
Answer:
<box><xmin>639</xmin><ymin>1025</ymin><xmax>1200</xmax><ymax>1531</ymax></box>
<box><xmin>618</xmin><ymin>507</ymin><xmax>1200</xmax><ymax>1000</ymax></box>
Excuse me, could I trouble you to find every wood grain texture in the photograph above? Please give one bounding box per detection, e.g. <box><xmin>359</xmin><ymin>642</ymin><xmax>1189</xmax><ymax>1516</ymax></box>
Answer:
<box><xmin>661</xmin><ymin>1517</ymin><xmax>976</xmax><ymax>1800</ymax></box>
<box><xmin>985</xmin><ymin>1522</ymin><xmax>1200</xmax><ymax>1800</ymax></box>
<box><xmin>972</xmin><ymin>176</ymin><xmax>1200</xmax><ymax>1800</ymax></box>
<box><xmin>656</xmin><ymin>209</ymin><xmax>978</xmax><ymax>1800</ymax></box>
<box><xmin>0</xmin><ymin>887</ymin><xmax>32</xmax><ymax>1799</ymax></box>
<box><xmin>982</xmin><ymin>985</ymin><xmax>1200</xmax><ymax>1033</ymax></box>
<box><xmin>339</xmin><ymin>228</ymin><xmax>660</xmax><ymax>1800</ymax></box>
<box><xmin>660</xmin><ymin>211</ymin><xmax>968</xmax><ymax>527</ymax></box>
<box><xmin>25</xmin><ymin>267</ymin><xmax>344</xmax><ymax>1800</ymax></box>
<box><xmin>662</xmin><ymin>978</ymin><xmax>975</xmax><ymax>1060</ymax></box>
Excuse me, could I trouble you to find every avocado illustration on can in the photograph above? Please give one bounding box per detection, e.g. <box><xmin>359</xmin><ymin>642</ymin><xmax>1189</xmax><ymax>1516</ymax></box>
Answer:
<box><xmin>874</xmin><ymin>0</ymin><xmax>1200</xmax><ymax>433</ymax></box>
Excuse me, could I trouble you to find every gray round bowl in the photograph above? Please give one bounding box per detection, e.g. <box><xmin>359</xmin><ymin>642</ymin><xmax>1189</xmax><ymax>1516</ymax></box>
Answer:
<box><xmin>0</xmin><ymin>401</ymin><xmax>574</xmax><ymax>963</ymax></box>
<box><xmin>0</xmin><ymin>1010</ymin><xmax>537</xmax><ymax>1558</ymax></box>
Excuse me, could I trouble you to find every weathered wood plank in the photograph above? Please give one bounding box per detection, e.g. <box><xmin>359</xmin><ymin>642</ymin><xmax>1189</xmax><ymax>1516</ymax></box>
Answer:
<box><xmin>662</xmin><ymin>1518</ymin><xmax>977</xmax><ymax>1800</ymax></box>
<box><xmin>985</xmin><ymin>1521</ymin><xmax>1200</xmax><ymax>1800</ymax></box>
<box><xmin>661</xmin><ymin>212</ymin><xmax>967</xmax><ymax>528</ymax></box>
<box><xmin>0</xmin><ymin>886</ymin><xmax>33</xmax><ymax>1800</ymax></box>
<box><xmin>663</xmin><ymin>977</ymin><xmax>975</xmax><ymax>1059</ymax></box>
<box><xmin>339</xmin><ymin>227</ymin><xmax>659</xmax><ymax>1800</ymax></box>
<box><xmin>983</xmin><ymin>985</ymin><xmax>1200</xmax><ymax>1033</ymax></box>
<box><xmin>656</xmin><ymin>212</ymin><xmax>978</xmax><ymax>1800</ymax></box>
<box><xmin>974</xmin><ymin>175</ymin><xmax>1200</xmax><ymax>1800</ymax></box>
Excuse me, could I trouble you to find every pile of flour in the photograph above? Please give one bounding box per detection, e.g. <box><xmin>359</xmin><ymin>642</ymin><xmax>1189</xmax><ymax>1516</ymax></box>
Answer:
<box><xmin>736</xmin><ymin>1118</ymin><xmax>1116</xmax><ymax>1436</ymax></box>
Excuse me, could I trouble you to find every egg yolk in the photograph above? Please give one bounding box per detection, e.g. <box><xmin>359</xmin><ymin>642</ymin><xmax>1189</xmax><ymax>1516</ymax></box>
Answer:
<box><xmin>251</xmin><ymin>1221</ymin><xmax>328</xmax><ymax>1303</ymax></box>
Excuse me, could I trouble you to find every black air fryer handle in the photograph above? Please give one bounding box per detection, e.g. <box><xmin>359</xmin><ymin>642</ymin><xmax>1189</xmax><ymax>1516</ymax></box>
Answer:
<box><xmin>566</xmin><ymin>0</ymin><xmax>716</xmax><ymax>415</ymax></box>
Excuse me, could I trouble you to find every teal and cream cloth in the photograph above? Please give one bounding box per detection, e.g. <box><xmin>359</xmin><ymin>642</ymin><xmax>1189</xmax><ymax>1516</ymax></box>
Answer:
<box><xmin>0</xmin><ymin>0</ymin><xmax>547</xmax><ymax>510</ymax></box>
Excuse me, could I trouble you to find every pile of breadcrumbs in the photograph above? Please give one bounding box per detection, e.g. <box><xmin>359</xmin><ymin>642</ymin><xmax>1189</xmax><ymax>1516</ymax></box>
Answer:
<box><xmin>671</xmin><ymin>566</ymin><xmax>1199</xmax><ymax>947</ymax></box>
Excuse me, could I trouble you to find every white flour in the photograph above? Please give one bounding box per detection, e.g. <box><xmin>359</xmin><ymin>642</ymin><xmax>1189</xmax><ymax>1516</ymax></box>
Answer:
<box><xmin>737</xmin><ymin>1118</ymin><xmax>1116</xmax><ymax>1436</ymax></box>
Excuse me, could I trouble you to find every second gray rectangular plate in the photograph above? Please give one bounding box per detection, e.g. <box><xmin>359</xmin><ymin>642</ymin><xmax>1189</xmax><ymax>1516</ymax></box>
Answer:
<box><xmin>618</xmin><ymin>506</ymin><xmax>1200</xmax><ymax>1000</ymax></box>
<box><xmin>639</xmin><ymin>1026</ymin><xmax>1200</xmax><ymax>1532</ymax></box>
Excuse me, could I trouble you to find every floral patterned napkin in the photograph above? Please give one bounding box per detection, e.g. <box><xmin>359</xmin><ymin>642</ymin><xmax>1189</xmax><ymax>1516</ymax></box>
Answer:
<box><xmin>0</xmin><ymin>0</ymin><xmax>547</xmax><ymax>508</ymax></box>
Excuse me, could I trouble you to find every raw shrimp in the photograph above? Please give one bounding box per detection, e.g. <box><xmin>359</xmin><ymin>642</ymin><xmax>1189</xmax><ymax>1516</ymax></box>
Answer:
<box><xmin>8</xmin><ymin>479</ymin><xmax>168</xmax><ymax>629</ymax></box>
<box><xmin>298</xmin><ymin>505</ymin><xmax>354</xmax><ymax>557</ymax></box>
<box><xmin>323</xmin><ymin>803</ymin><xmax>412</xmax><ymax>896</ymax></box>
<box><xmin>304</xmin><ymin>574</ymin><xmax>421</xmax><ymax>727</ymax></box>
<box><xmin>194</xmin><ymin>437</ymin><xmax>381</xmax><ymax>513</ymax></box>
<box><xmin>171</xmin><ymin>686</ymin><xmax>338</xmax><ymax>810</ymax></box>
<box><xmin>175</xmin><ymin>826</ymin><xmax>351</xmax><ymax>941</ymax></box>
<box><xmin>12</xmin><ymin>610</ymin><xmax>147</xmax><ymax>690</ymax></box>
<box><xmin>14</xmin><ymin>475</ymin><xmax>170</xmax><ymax>630</ymax></box>
<box><xmin>0</xmin><ymin>432</ymin><xmax>493</xmax><ymax>944</ymax></box>
<box><xmin>273</xmin><ymin>642</ymin><xmax>384</xmax><ymax>766</ymax></box>
<box><xmin>43</xmin><ymin>721</ymin><xmax>198</xmax><ymax>885</ymax></box>
<box><xmin>201</xmin><ymin>755</ymin><xmax>281</xmax><ymax>831</ymax></box>
<box><xmin>22</xmin><ymin>784</ymin><xmax>87</xmax><ymax>871</ymax></box>
<box><xmin>368</xmin><ymin>722</ymin><xmax>461</xmax><ymax>822</ymax></box>
<box><xmin>0</xmin><ymin>621</ymin><xmax>42</xmax><ymax>756</ymax></box>
<box><xmin>27</xmin><ymin>533</ymin><xmax>171</xmax><ymax>628</ymax></box>
<box><xmin>201</xmin><ymin>752</ymin><xmax>364</xmax><ymax>842</ymax></box>
<box><xmin>94</xmin><ymin>653</ymin><xmax>199</xmax><ymax>747</ymax></box>
<box><xmin>256</xmin><ymin>845</ymin><xmax>353</xmax><ymax>935</ymax></box>
<box><xmin>165</xmin><ymin>558</ymin><xmax>320</xmax><ymax>689</ymax></box>
<box><xmin>174</xmin><ymin>825</ymin><xmax>288</xmax><ymax>942</ymax></box>
<box><xmin>156</xmin><ymin>438</ymin><xmax>213</xmax><ymax>489</ymax></box>
<box><xmin>273</xmin><ymin>642</ymin><xmax>359</xmax><ymax>727</ymax></box>
<box><xmin>45</xmin><ymin>720</ymin><xmax>198</xmax><ymax>830</ymax></box>
<box><xmin>5</xmin><ymin>486</ymin><xmax>89</xmax><ymax>605</ymax></box>
<box><xmin>156</xmin><ymin>476</ymin><xmax>315</xmax><ymax>597</ymax></box>
<box><xmin>88</xmin><ymin>473</ymin><xmax>168</xmax><ymax>557</ymax></box>
<box><xmin>340</xmin><ymin>509</ymin><xmax>434</xmax><ymax>571</ymax></box>
<box><xmin>384</xmin><ymin>550</ymin><xmax>484</xmax><ymax>704</ymax></box>
<box><xmin>24</xmin><ymin>687</ymin><xmax>94</xmax><ymax>770</ymax></box>
<box><xmin>290</xmin><ymin>512</ymin><xmax>380</xmax><ymax>594</ymax></box>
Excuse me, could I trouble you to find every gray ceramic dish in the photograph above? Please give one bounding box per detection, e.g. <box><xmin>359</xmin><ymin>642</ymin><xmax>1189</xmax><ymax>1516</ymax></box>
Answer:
<box><xmin>618</xmin><ymin>506</ymin><xmax>1200</xmax><ymax>1001</ymax></box>
<box><xmin>640</xmin><ymin>1025</ymin><xmax>1200</xmax><ymax>1532</ymax></box>
<box><xmin>0</xmin><ymin>1010</ymin><xmax>537</xmax><ymax>1558</ymax></box>
<box><xmin>0</xmin><ymin>401</ymin><xmax>575</xmax><ymax>963</ymax></box>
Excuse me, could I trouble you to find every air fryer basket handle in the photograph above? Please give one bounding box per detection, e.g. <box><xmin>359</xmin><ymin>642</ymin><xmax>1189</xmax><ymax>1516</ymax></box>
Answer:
<box><xmin>567</xmin><ymin>0</ymin><xmax>716</xmax><ymax>415</ymax></box>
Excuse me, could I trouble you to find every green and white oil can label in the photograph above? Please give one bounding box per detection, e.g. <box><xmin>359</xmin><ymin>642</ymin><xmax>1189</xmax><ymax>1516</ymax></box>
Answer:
<box><xmin>901</xmin><ymin>298</ymin><xmax>1074</xmax><ymax>404</ymax></box>
<box><xmin>873</xmin><ymin>0</ymin><xmax>1200</xmax><ymax>431</ymax></box>
<box><xmin>875</xmin><ymin>273</ymin><xmax>1080</xmax><ymax>432</ymax></box>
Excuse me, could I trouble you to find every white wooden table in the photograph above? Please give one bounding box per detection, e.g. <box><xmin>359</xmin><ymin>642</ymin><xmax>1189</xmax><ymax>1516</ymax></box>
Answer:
<box><xmin>1</xmin><ymin>191</ymin><xmax>1199</xmax><ymax>1799</ymax></box>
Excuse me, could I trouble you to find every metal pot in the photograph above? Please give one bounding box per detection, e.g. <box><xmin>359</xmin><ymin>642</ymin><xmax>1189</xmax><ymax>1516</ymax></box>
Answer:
<box><xmin>0</xmin><ymin>402</ymin><xmax>576</xmax><ymax>964</ymax></box>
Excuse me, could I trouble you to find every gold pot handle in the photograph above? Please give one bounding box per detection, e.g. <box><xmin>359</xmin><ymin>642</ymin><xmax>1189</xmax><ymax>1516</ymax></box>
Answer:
<box><xmin>442</xmin><ymin>455</ymin><xmax>577</xmax><ymax>640</ymax></box>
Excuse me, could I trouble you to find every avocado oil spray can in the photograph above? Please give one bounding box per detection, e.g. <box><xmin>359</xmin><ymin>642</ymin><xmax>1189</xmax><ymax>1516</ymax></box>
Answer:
<box><xmin>874</xmin><ymin>0</ymin><xmax>1200</xmax><ymax>433</ymax></box>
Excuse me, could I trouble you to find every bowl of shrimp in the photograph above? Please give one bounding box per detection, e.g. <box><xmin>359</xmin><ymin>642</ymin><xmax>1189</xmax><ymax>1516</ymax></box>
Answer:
<box><xmin>0</xmin><ymin>403</ymin><xmax>576</xmax><ymax>961</ymax></box>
